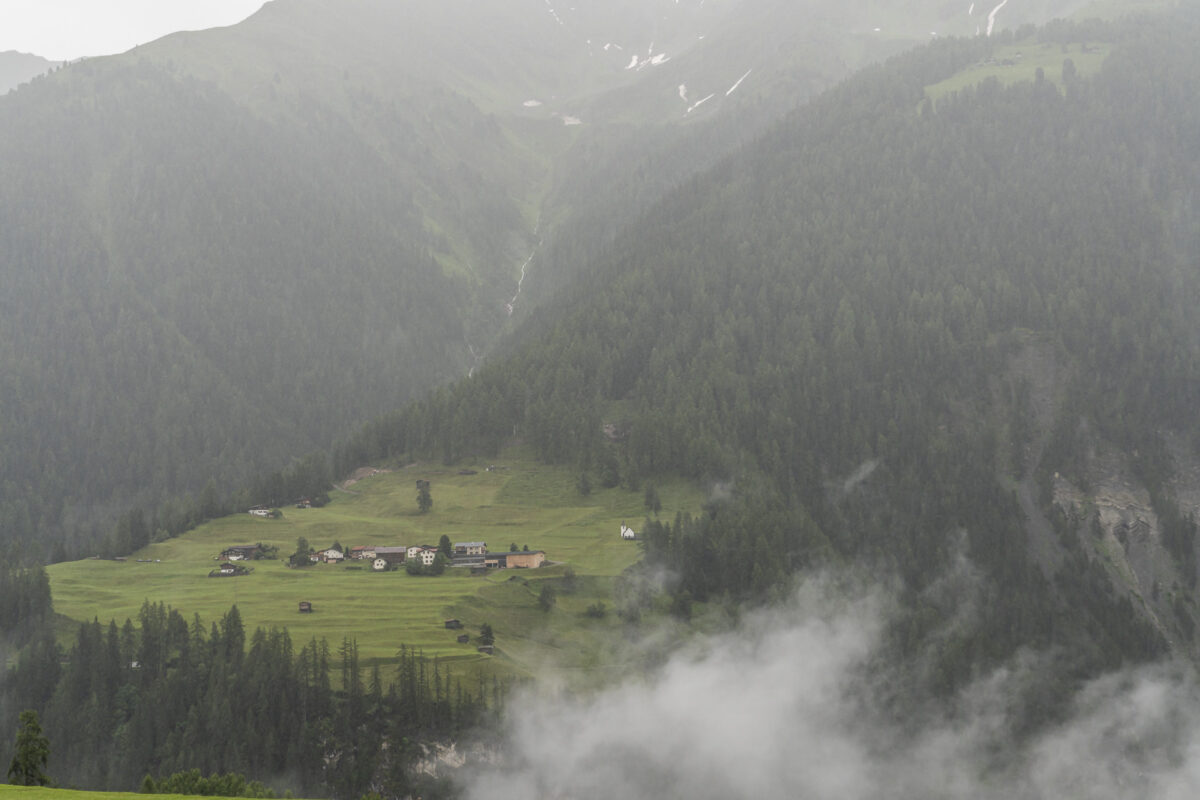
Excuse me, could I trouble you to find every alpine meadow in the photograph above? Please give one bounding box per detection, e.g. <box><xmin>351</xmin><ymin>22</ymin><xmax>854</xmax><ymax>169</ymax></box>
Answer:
<box><xmin>3</xmin><ymin>1</ymin><xmax>1200</xmax><ymax>799</ymax></box>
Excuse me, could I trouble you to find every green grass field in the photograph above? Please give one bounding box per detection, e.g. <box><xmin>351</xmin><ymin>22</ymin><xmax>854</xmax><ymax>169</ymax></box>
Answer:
<box><xmin>925</xmin><ymin>40</ymin><xmax>1113</xmax><ymax>103</ymax></box>
<box><xmin>0</xmin><ymin>789</ymin><xmax>243</xmax><ymax>800</ymax></box>
<box><xmin>0</xmin><ymin>790</ymin><xmax>322</xmax><ymax>800</ymax></box>
<box><xmin>47</xmin><ymin>453</ymin><xmax>701</xmax><ymax>682</ymax></box>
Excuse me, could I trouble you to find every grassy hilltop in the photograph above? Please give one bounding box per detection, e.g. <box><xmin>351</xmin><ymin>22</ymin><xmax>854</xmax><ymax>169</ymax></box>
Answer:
<box><xmin>47</xmin><ymin>453</ymin><xmax>701</xmax><ymax>680</ymax></box>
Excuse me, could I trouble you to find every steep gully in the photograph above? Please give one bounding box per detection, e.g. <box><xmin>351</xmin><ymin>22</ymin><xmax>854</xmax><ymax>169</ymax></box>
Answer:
<box><xmin>467</xmin><ymin>218</ymin><xmax>542</xmax><ymax>378</ymax></box>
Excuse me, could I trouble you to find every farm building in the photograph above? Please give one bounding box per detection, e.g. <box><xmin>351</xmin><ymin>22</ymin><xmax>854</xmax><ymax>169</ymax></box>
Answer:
<box><xmin>454</xmin><ymin>541</ymin><xmax>487</xmax><ymax>556</ymax></box>
<box><xmin>374</xmin><ymin>546</ymin><xmax>407</xmax><ymax>565</ymax></box>
<box><xmin>506</xmin><ymin>550</ymin><xmax>545</xmax><ymax>569</ymax></box>
<box><xmin>317</xmin><ymin>548</ymin><xmax>344</xmax><ymax>563</ymax></box>
<box><xmin>209</xmin><ymin>562</ymin><xmax>249</xmax><ymax>578</ymax></box>
<box><xmin>298</xmin><ymin>601</ymin><xmax>313</xmax><ymax>613</ymax></box>
<box><xmin>248</xmin><ymin>506</ymin><xmax>271</xmax><ymax>517</ymax></box>
<box><xmin>444</xmin><ymin>619</ymin><xmax>462</xmax><ymax>629</ymax></box>
<box><xmin>220</xmin><ymin>544</ymin><xmax>260</xmax><ymax>560</ymax></box>
<box><xmin>349</xmin><ymin>545</ymin><xmax>376</xmax><ymax>560</ymax></box>
<box><xmin>453</xmin><ymin>553</ymin><xmax>485</xmax><ymax>568</ymax></box>
<box><xmin>482</xmin><ymin>551</ymin><xmax>546</xmax><ymax>569</ymax></box>
<box><xmin>372</xmin><ymin>558</ymin><xmax>389</xmax><ymax>571</ymax></box>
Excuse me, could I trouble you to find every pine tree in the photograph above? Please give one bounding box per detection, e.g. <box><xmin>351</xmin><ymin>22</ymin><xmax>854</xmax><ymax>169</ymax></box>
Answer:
<box><xmin>537</xmin><ymin>583</ymin><xmax>557</xmax><ymax>612</ymax></box>
<box><xmin>7</xmin><ymin>709</ymin><xmax>51</xmax><ymax>786</ymax></box>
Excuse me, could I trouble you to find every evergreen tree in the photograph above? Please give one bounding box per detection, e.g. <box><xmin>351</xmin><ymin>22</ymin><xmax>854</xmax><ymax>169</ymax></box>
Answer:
<box><xmin>644</xmin><ymin>484</ymin><xmax>661</xmax><ymax>515</ymax></box>
<box><xmin>537</xmin><ymin>583</ymin><xmax>557</xmax><ymax>612</ymax></box>
<box><xmin>7</xmin><ymin>710</ymin><xmax>50</xmax><ymax>786</ymax></box>
<box><xmin>289</xmin><ymin>537</ymin><xmax>312</xmax><ymax>568</ymax></box>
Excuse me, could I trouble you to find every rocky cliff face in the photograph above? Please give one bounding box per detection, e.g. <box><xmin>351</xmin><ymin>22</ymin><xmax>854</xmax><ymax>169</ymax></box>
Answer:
<box><xmin>1052</xmin><ymin>439</ymin><xmax>1200</xmax><ymax>656</ymax></box>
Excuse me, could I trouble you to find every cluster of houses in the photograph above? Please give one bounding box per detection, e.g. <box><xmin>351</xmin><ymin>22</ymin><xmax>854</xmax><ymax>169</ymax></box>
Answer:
<box><xmin>313</xmin><ymin>542</ymin><xmax>546</xmax><ymax>571</ymax></box>
<box><xmin>215</xmin><ymin>541</ymin><xmax>546</xmax><ymax>573</ymax></box>
<box><xmin>212</xmin><ymin>520</ymin><xmax>639</xmax><ymax>578</ymax></box>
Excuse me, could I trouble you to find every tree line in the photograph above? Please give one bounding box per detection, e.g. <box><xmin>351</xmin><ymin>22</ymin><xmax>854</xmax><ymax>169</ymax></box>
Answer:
<box><xmin>1</xmin><ymin>600</ymin><xmax>501</xmax><ymax>798</ymax></box>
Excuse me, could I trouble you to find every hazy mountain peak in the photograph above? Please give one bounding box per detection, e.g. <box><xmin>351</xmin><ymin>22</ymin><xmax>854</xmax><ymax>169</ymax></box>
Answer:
<box><xmin>0</xmin><ymin>50</ymin><xmax>61</xmax><ymax>94</ymax></box>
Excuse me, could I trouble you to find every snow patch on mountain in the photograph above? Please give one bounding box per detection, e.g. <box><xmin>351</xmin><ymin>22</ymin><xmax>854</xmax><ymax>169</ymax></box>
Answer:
<box><xmin>543</xmin><ymin>0</ymin><xmax>565</xmax><ymax>27</ymax></box>
<box><xmin>987</xmin><ymin>0</ymin><xmax>1008</xmax><ymax>36</ymax></box>
<box><xmin>685</xmin><ymin>92</ymin><xmax>715</xmax><ymax>114</ymax></box>
<box><xmin>726</xmin><ymin>68</ymin><xmax>752</xmax><ymax>96</ymax></box>
<box><xmin>678</xmin><ymin>84</ymin><xmax>689</xmax><ymax>102</ymax></box>
<box><xmin>626</xmin><ymin>50</ymin><xmax>671</xmax><ymax>70</ymax></box>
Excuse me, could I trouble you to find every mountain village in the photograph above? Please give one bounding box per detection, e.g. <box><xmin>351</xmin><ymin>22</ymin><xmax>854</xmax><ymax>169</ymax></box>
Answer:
<box><xmin>212</xmin><ymin>539</ymin><xmax>547</xmax><ymax>576</ymax></box>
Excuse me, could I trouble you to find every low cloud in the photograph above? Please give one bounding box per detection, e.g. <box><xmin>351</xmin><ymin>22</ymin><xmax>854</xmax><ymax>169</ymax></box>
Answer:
<box><xmin>461</xmin><ymin>578</ymin><xmax>1200</xmax><ymax>800</ymax></box>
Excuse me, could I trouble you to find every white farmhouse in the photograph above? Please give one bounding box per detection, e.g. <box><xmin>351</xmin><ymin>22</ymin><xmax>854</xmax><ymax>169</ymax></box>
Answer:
<box><xmin>620</xmin><ymin>523</ymin><xmax>637</xmax><ymax>540</ymax></box>
<box><xmin>407</xmin><ymin>544</ymin><xmax>437</xmax><ymax>562</ymax></box>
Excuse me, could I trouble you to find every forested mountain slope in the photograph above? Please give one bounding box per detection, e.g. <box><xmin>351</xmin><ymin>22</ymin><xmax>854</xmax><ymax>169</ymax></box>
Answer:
<box><xmin>343</xmin><ymin>9</ymin><xmax>1200</xmax><ymax>703</ymax></box>
<box><xmin>2</xmin><ymin>0</ymin><xmax>1081</xmax><ymax>556</ymax></box>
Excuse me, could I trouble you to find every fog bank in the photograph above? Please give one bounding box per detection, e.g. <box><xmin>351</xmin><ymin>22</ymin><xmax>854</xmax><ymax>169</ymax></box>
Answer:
<box><xmin>463</xmin><ymin>580</ymin><xmax>1200</xmax><ymax>799</ymax></box>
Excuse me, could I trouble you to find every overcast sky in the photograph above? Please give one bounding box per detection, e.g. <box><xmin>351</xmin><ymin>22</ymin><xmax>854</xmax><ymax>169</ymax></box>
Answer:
<box><xmin>0</xmin><ymin>0</ymin><xmax>266</xmax><ymax>61</ymax></box>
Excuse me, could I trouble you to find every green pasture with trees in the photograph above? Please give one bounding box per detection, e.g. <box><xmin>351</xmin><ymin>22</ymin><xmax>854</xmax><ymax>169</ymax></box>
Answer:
<box><xmin>46</xmin><ymin>452</ymin><xmax>700</xmax><ymax>674</ymax></box>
